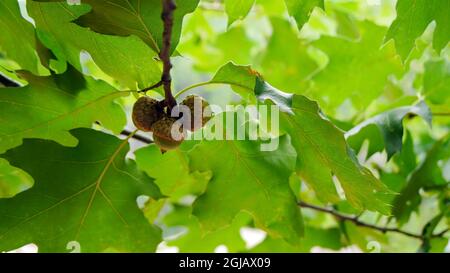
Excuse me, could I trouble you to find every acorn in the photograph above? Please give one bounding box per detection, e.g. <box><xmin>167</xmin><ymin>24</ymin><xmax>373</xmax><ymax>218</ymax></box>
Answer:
<box><xmin>180</xmin><ymin>95</ymin><xmax>211</xmax><ymax>131</ymax></box>
<box><xmin>132</xmin><ymin>97</ymin><xmax>163</xmax><ymax>132</ymax></box>
<box><xmin>151</xmin><ymin>116</ymin><xmax>184</xmax><ymax>151</ymax></box>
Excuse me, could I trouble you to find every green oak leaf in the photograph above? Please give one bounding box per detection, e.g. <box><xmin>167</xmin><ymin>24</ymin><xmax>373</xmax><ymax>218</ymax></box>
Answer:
<box><xmin>255</xmin><ymin>77</ymin><xmax>293</xmax><ymax>113</ymax></box>
<box><xmin>260</xmin><ymin>18</ymin><xmax>319</xmax><ymax>93</ymax></box>
<box><xmin>308</xmin><ymin>21</ymin><xmax>403</xmax><ymax>113</ymax></box>
<box><xmin>393</xmin><ymin>135</ymin><xmax>450</xmax><ymax>225</ymax></box>
<box><xmin>0</xmin><ymin>59</ymin><xmax>28</xmax><ymax>86</ymax></box>
<box><xmin>281</xmin><ymin>95</ymin><xmax>392</xmax><ymax>214</ymax></box>
<box><xmin>0</xmin><ymin>0</ymin><xmax>48</xmax><ymax>75</ymax></box>
<box><xmin>135</xmin><ymin>144</ymin><xmax>211</xmax><ymax>201</ymax></box>
<box><xmin>207</xmin><ymin>62</ymin><xmax>259</xmax><ymax>101</ymax></box>
<box><xmin>0</xmin><ymin>128</ymin><xmax>162</xmax><ymax>252</ymax></box>
<box><xmin>0</xmin><ymin>66</ymin><xmax>127</xmax><ymax>153</ymax></box>
<box><xmin>386</xmin><ymin>0</ymin><xmax>450</xmax><ymax>60</ymax></box>
<box><xmin>423</xmin><ymin>58</ymin><xmax>450</xmax><ymax>105</ymax></box>
<box><xmin>0</xmin><ymin>158</ymin><xmax>33</xmax><ymax>198</ymax></box>
<box><xmin>284</xmin><ymin>0</ymin><xmax>324</xmax><ymax>29</ymax></box>
<box><xmin>346</xmin><ymin>101</ymin><xmax>432</xmax><ymax>158</ymax></box>
<box><xmin>198</xmin><ymin>62</ymin><xmax>392</xmax><ymax>214</ymax></box>
<box><xmin>202</xmin><ymin>62</ymin><xmax>294</xmax><ymax>106</ymax></box>
<box><xmin>210</xmin><ymin>62</ymin><xmax>256</xmax><ymax>89</ymax></box>
<box><xmin>419</xmin><ymin>212</ymin><xmax>447</xmax><ymax>253</ymax></box>
<box><xmin>163</xmin><ymin>205</ymin><xmax>251</xmax><ymax>253</ymax></box>
<box><xmin>34</xmin><ymin>0</ymin><xmax>199</xmax><ymax>53</ymax></box>
<box><xmin>27</xmin><ymin>1</ymin><xmax>161</xmax><ymax>89</ymax></box>
<box><xmin>189</xmin><ymin>134</ymin><xmax>303</xmax><ymax>244</ymax></box>
<box><xmin>225</xmin><ymin>0</ymin><xmax>255</xmax><ymax>27</ymax></box>
<box><xmin>380</xmin><ymin>131</ymin><xmax>417</xmax><ymax>205</ymax></box>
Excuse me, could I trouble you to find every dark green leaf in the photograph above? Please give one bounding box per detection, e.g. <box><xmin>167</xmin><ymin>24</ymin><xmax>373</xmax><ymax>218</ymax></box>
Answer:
<box><xmin>346</xmin><ymin>101</ymin><xmax>432</xmax><ymax>158</ymax></box>
<box><xmin>281</xmin><ymin>95</ymin><xmax>392</xmax><ymax>214</ymax></box>
<box><xmin>189</xmin><ymin>133</ymin><xmax>303</xmax><ymax>244</ymax></box>
<box><xmin>64</xmin><ymin>0</ymin><xmax>199</xmax><ymax>53</ymax></box>
<box><xmin>0</xmin><ymin>128</ymin><xmax>162</xmax><ymax>252</ymax></box>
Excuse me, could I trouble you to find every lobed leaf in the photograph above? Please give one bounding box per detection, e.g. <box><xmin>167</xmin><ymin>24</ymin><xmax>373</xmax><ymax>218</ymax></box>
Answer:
<box><xmin>0</xmin><ymin>0</ymin><xmax>48</xmax><ymax>75</ymax></box>
<box><xmin>0</xmin><ymin>66</ymin><xmax>126</xmax><ymax>153</ymax></box>
<box><xmin>346</xmin><ymin>101</ymin><xmax>432</xmax><ymax>159</ymax></box>
<box><xmin>189</xmin><ymin>134</ymin><xmax>303</xmax><ymax>244</ymax></box>
<box><xmin>224</xmin><ymin>0</ymin><xmax>255</xmax><ymax>27</ymax></box>
<box><xmin>386</xmin><ymin>0</ymin><xmax>450</xmax><ymax>60</ymax></box>
<box><xmin>0</xmin><ymin>128</ymin><xmax>162</xmax><ymax>252</ymax></box>
<box><xmin>28</xmin><ymin>0</ymin><xmax>161</xmax><ymax>89</ymax></box>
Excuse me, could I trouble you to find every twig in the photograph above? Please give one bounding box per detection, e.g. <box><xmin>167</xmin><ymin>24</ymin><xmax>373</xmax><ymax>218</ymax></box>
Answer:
<box><xmin>138</xmin><ymin>80</ymin><xmax>163</xmax><ymax>93</ymax></box>
<box><xmin>120</xmin><ymin>129</ymin><xmax>152</xmax><ymax>144</ymax></box>
<box><xmin>434</xmin><ymin>228</ymin><xmax>449</xmax><ymax>237</ymax></box>
<box><xmin>94</xmin><ymin>121</ymin><xmax>152</xmax><ymax>144</ymax></box>
<box><xmin>298</xmin><ymin>201</ymin><xmax>447</xmax><ymax>240</ymax></box>
<box><xmin>160</xmin><ymin>0</ymin><xmax>177</xmax><ymax>110</ymax></box>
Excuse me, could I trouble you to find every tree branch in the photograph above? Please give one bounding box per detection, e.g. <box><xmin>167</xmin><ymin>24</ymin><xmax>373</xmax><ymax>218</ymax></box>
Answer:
<box><xmin>160</xmin><ymin>0</ymin><xmax>177</xmax><ymax>110</ymax></box>
<box><xmin>137</xmin><ymin>80</ymin><xmax>163</xmax><ymax>93</ymax></box>
<box><xmin>120</xmin><ymin>129</ymin><xmax>152</xmax><ymax>144</ymax></box>
<box><xmin>298</xmin><ymin>201</ymin><xmax>447</xmax><ymax>240</ymax></box>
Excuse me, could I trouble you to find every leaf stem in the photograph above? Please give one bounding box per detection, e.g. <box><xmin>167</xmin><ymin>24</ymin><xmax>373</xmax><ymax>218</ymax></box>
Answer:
<box><xmin>174</xmin><ymin>81</ymin><xmax>254</xmax><ymax>98</ymax></box>
<box><xmin>298</xmin><ymin>201</ymin><xmax>448</xmax><ymax>240</ymax></box>
<box><xmin>174</xmin><ymin>81</ymin><xmax>212</xmax><ymax>98</ymax></box>
<box><xmin>137</xmin><ymin>80</ymin><xmax>163</xmax><ymax>93</ymax></box>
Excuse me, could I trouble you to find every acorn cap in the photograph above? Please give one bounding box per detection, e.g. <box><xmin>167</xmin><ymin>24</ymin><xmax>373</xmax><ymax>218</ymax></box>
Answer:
<box><xmin>152</xmin><ymin>117</ymin><xmax>184</xmax><ymax>151</ymax></box>
<box><xmin>132</xmin><ymin>97</ymin><xmax>163</xmax><ymax>132</ymax></box>
<box><xmin>181</xmin><ymin>95</ymin><xmax>211</xmax><ymax>131</ymax></box>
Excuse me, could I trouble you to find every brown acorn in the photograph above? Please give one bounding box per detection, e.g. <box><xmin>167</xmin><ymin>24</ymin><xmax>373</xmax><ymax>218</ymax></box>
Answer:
<box><xmin>132</xmin><ymin>97</ymin><xmax>163</xmax><ymax>132</ymax></box>
<box><xmin>180</xmin><ymin>95</ymin><xmax>211</xmax><ymax>131</ymax></box>
<box><xmin>151</xmin><ymin>116</ymin><xmax>184</xmax><ymax>151</ymax></box>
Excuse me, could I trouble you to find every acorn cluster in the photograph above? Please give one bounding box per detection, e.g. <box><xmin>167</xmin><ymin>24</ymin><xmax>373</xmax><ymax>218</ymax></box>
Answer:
<box><xmin>132</xmin><ymin>95</ymin><xmax>211</xmax><ymax>151</ymax></box>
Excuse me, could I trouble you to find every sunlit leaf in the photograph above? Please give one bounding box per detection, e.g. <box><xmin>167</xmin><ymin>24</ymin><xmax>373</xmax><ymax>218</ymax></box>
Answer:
<box><xmin>225</xmin><ymin>0</ymin><xmax>255</xmax><ymax>27</ymax></box>
<box><xmin>386</xmin><ymin>0</ymin><xmax>450</xmax><ymax>60</ymax></box>
<box><xmin>423</xmin><ymin>58</ymin><xmax>450</xmax><ymax>105</ymax></box>
<box><xmin>28</xmin><ymin>1</ymin><xmax>161</xmax><ymax>89</ymax></box>
<box><xmin>0</xmin><ymin>66</ymin><xmax>126</xmax><ymax>153</ymax></box>
<box><xmin>0</xmin><ymin>0</ymin><xmax>48</xmax><ymax>75</ymax></box>
<box><xmin>135</xmin><ymin>144</ymin><xmax>211</xmax><ymax>201</ymax></box>
<box><xmin>308</xmin><ymin>21</ymin><xmax>403</xmax><ymax>113</ymax></box>
<box><xmin>284</xmin><ymin>0</ymin><xmax>324</xmax><ymax>29</ymax></box>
